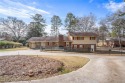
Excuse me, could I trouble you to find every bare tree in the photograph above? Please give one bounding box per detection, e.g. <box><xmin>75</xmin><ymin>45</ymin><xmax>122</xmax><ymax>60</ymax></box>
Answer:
<box><xmin>77</xmin><ymin>13</ymin><xmax>96</xmax><ymax>32</ymax></box>
<box><xmin>111</xmin><ymin>18</ymin><xmax>125</xmax><ymax>49</ymax></box>
<box><xmin>119</xmin><ymin>3</ymin><xmax>125</xmax><ymax>16</ymax></box>
<box><xmin>99</xmin><ymin>19</ymin><xmax>109</xmax><ymax>46</ymax></box>
<box><xmin>106</xmin><ymin>10</ymin><xmax>125</xmax><ymax>54</ymax></box>
<box><xmin>0</xmin><ymin>17</ymin><xmax>27</xmax><ymax>41</ymax></box>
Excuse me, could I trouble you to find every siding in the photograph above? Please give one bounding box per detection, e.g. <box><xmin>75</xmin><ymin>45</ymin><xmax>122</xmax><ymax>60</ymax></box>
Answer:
<box><xmin>72</xmin><ymin>36</ymin><xmax>97</xmax><ymax>44</ymax></box>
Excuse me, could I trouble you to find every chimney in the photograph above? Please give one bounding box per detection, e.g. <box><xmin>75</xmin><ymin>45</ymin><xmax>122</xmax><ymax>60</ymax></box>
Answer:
<box><xmin>58</xmin><ymin>35</ymin><xmax>64</xmax><ymax>47</ymax></box>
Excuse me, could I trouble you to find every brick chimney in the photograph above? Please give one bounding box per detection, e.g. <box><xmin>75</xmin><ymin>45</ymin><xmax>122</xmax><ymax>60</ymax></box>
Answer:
<box><xmin>58</xmin><ymin>35</ymin><xmax>64</xmax><ymax>47</ymax></box>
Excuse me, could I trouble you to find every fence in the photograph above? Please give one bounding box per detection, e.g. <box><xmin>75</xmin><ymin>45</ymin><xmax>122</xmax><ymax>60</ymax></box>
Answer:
<box><xmin>40</xmin><ymin>46</ymin><xmax>64</xmax><ymax>51</ymax></box>
<box><xmin>40</xmin><ymin>46</ymin><xmax>92</xmax><ymax>52</ymax></box>
<box><xmin>64</xmin><ymin>47</ymin><xmax>91</xmax><ymax>52</ymax></box>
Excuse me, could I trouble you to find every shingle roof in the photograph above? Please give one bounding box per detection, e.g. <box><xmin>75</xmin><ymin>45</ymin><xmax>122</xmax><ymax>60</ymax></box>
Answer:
<box><xmin>27</xmin><ymin>37</ymin><xmax>46</xmax><ymax>42</ymax></box>
<box><xmin>63</xmin><ymin>36</ymin><xmax>71</xmax><ymax>41</ymax></box>
<box><xmin>46</xmin><ymin>36</ymin><xmax>59</xmax><ymax>41</ymax></box>
<box><xmin>106</xmin><ymin>37</ymin><xmax>125</xmax><ymax>41</ymax></box>
<box><xmin>69</xmin><ymin>32</ymin><xmax>98</xmax><ymax>36</ymax></box>
<box><xmin>27</xmin><ymin>36</ymin><xmax>71</xmax><ymax>42</ymax></box>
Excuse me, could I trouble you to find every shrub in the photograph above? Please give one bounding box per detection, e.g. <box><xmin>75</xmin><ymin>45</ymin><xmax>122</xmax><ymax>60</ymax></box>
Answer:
<box><xmin>0</xmin><ymin>41</ymin><xmax>23</xmax><ymax>49</ymax></box>
<box><xmin>19</xmin><ymin>39</ymin><xmax>27</xmax><ymax>46</ymax></box>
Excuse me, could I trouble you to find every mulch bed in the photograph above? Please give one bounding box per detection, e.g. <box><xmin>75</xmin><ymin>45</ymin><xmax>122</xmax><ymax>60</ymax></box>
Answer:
<box><xmin>0</xmin><ymin>55</ymin><xmax>63</xmax><ymax>82</ymax></box>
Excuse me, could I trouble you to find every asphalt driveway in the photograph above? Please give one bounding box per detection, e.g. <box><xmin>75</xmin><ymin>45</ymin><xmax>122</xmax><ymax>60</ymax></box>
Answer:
<box><xmin>1</xmin><ymin>49</ymin><xmax>125</xmax><ymax>83</ymax></box>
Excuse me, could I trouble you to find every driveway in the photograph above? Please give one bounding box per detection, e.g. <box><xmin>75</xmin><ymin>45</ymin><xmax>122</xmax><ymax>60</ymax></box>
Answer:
<box><xmin>1</xmin><ymin>50</ymin><xmax>125</xmax><ymax>83</ymax></box>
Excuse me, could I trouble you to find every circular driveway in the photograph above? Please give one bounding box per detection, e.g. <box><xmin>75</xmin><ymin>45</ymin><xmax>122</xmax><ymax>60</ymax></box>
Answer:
<box><xmin>1</xmin><ymin>49</ymin><xmax>125</xmax><ymax>83</ymax></box>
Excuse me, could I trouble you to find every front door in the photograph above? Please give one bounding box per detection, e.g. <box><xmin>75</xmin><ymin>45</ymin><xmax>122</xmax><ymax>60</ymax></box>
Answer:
<box><xmin>91</xmin><ymin>45</ymin><xmax>94</xmax><ymax>52</ymax></box>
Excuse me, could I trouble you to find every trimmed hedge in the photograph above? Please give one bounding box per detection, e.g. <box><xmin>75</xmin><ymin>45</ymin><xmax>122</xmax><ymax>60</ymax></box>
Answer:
<box><xmin>0</xmin><ymin>41</ymin><xmax>23</xmax><ymax>49</ymax></box>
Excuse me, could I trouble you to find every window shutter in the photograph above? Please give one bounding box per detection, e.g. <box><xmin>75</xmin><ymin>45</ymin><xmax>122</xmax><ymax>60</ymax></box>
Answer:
<box><xmin>83</xmin><ymin>45</ymin><xmax>84</xmax><ymax>48</ymax></box>
<box><xmin>77</xmin><ymin>45</ymin><xmax>79</xmax><ymax>48</ymax></box>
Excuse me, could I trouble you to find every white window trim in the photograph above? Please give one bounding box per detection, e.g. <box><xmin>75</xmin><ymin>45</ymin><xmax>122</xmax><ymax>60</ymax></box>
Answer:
<box><xmin>80</xmin><ymin>45</ymin><xmax>83</xmax><ymax>48</ymax></box>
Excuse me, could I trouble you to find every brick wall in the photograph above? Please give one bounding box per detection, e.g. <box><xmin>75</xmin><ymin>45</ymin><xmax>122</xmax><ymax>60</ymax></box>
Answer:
<box><xmin>59</xmin><ymin>35</ymin><xmax>64</xmax><ymax>47</ymax></box>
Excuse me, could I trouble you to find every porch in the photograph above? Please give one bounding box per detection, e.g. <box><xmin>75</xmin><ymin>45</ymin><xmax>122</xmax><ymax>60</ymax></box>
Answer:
<box><xmin>29</xmin><ymin>42</ymin><xmax>59</xmax><ymax>49</ymax></box>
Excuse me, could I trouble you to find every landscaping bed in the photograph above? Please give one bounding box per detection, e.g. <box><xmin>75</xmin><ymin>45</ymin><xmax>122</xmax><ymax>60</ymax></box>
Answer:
<box><xmin>0</xmin><ymin>56</ymin><xmax>63</xmax><ymax>82</ymax></box>
<box><xmin>0</xmin><ymin>55</ymin><xmax>89</xmax><ymax>82</ymax></box>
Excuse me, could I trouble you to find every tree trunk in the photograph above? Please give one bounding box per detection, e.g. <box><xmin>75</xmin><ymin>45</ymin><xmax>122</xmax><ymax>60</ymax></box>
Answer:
<box><xmin>118</xmin><ymin>35</ymin><xmax>122</xmax><ymax>55</ymax></box>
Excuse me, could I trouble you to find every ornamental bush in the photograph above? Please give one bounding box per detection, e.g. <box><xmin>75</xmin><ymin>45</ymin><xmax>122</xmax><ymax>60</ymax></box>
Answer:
<box><xmin>0</xmin><ymin>41</ymin><xmax>23</xmax><ymax>49</ymax></box>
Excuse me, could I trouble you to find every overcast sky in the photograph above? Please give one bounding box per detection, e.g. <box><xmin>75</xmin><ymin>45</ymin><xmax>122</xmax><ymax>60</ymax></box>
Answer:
<box><xmin>0</xmin><ymin>0</ymin><xmax>124</xmax><ymax>34</ymax></box>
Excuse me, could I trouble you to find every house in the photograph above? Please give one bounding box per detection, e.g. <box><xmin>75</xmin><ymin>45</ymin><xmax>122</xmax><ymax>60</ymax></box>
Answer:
<box><xmin>97</xmin><ymin>40</ymin><xmax>107</xmax><ymax>47</ymax></box>
<box><xmin>27</xmin><ymin>32</ymin><xmax>97</xmax><ymax>52</ymax></box>
<box><xmin>27</xmin><ymin>35</ymin><xmax>71</xmax><ymax>49</ymax></box>
<box><xmin>68</xmin><ymin>32</ymin><xmax>97</xmax><ymax>52</ymax></box>
<box><xmin>105</xmin><ymin>37</ymin><xmax>125</xmax><ymax>48</ymax></box>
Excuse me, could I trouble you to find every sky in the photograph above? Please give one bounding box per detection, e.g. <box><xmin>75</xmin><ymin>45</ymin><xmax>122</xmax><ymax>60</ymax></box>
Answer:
<box><xmin>0</xmin><ymin>0</ymin><xmax>124</xmax><ymax>34</ymax></box>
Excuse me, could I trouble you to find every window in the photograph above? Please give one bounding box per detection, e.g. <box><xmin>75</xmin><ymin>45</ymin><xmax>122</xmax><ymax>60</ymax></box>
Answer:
<box><xmin>90</xmin><ymin>37</ymin><xmax>96</xmax><ymax>40</ymax></box>
<box><xmin>79</xmin><ymin>45</ymin><xmax>84</xmax><ymax>48</ymax></box>
<box><xmin>80</xmin><ymin>45</ymin><xmax>83</xmax><ymax>48</ymax></box>
<box><xmin>73</xmin><ymin>37</ymin><xmax>84</xmax><ymax>40</ymax></box>
<box><xmin>80</xmin><ymin>37</ymin><xmax>84</xmax><ymax>40</ymax></box>
<box><xmin>77</xmin><ymin>37</ymin><xmax>79</xmax><ymax>40</ymax></box>
<box><xmin>47</xmin><ymin>42</ymin><xmax>49</xmax><ymax>45</ymax></box>
<box><xmin>74</xmin><ymin>45</ymin><xmax>77</xmax><ymax>48</ymax></box>
<box><xmin>73</xmin><ymin>37</ymin><xmax>77</xmax><ymax>40</ymax></box>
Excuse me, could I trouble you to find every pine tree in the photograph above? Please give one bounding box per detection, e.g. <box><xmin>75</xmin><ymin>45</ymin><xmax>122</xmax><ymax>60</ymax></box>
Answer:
<box><xmin>51</xmin><ymin>15</ymin><xmax>62</xmax><ymax>36</ymax></box>
<box><xmin>27</xmin><ymin>14</ymin><xmax>46</xmax><ymax>39</ymax></box>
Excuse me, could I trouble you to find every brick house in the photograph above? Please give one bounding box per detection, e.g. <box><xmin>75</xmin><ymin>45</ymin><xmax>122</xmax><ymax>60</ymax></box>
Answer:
<box><xmin>27</xmin><ymin>35</ymin><xmax>71</xmax><ymax>49</ymax></box>
<box><xmin>27</xmin><ymin>32</ymin><xmax>97</xmax><ymax>52</ymax></box>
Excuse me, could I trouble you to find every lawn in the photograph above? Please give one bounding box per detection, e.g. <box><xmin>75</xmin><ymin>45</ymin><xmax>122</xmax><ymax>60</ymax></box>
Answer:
<box><xmin>0</xmin><ymin>47</ymin><xmax>29</xmax><ymax>52</ymax></box>
<box><xmin>40</xmin><ymin>56</ymin><xmax>90</xmax><ymax>74</ymax></box>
